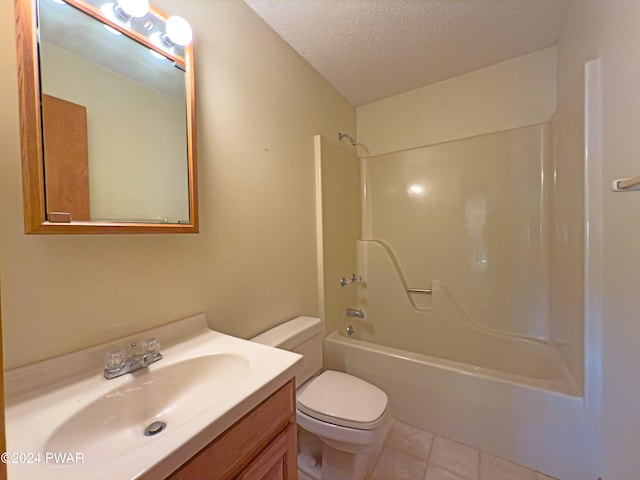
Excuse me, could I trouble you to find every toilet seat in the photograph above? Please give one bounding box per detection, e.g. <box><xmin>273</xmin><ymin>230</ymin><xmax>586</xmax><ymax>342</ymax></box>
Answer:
<box><xmin>297</xmin><ymin>370</ymin><xmax>388</xmax><ymax>430</ymax></box>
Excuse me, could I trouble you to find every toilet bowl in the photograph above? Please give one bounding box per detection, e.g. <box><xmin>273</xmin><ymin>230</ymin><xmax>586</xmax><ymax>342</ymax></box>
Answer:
<box><xmin>251</xmin><ymin>316</ymin><xmax>390</xmax><ymax>480</ymax></box>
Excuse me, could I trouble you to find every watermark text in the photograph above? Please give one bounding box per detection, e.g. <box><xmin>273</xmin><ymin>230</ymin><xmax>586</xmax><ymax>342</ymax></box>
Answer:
<box><xmin>1</xmin><ymin>451</ymin><xmax>85</xmax><ymax>464</ymax></box>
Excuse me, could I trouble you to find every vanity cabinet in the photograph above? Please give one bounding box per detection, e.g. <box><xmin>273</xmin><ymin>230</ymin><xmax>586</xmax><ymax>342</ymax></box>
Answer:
<box><xmin>168</xmin><ymin>380</ymin><xmax>297</xmax><ymax>480</ymax></box>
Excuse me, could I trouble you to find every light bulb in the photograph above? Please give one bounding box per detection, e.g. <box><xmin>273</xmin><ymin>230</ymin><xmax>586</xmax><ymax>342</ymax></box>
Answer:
<box><xmin>165</xmin><ymin>16</ymin><xmax>193</xmax><ymax>47</ymax></box>
<box><xmin>115</xmin><ymin>0</ymin><xmax>149</xmax><ymax>19</ymax></box>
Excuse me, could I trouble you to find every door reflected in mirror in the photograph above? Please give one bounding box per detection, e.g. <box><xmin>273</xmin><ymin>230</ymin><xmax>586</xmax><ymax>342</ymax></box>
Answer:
<box><xmin>14</xmin><ymin>0</ymin><xmax>198</xmax><ymax>233</ymax></box>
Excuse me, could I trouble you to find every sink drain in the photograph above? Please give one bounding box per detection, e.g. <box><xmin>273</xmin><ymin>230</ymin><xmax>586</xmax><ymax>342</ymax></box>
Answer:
<box><xmin>144</xmin><ymin>421</ymin><xmax>167</xmax><ymax>436</ymax></box>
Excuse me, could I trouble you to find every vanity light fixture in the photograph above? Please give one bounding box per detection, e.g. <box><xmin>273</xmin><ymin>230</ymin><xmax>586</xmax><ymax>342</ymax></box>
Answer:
<box><xmin>96</xmin><ymin>1</ymin><xmax>193</xmax><ymax>50</ymax></box>
<box><xmin>113</xmin><ymin>0</ymin><xmax>150</xmax><ymax>21</ymax></box>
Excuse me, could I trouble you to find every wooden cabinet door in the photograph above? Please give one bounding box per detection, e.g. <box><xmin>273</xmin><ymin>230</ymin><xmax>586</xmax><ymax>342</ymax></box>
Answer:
<box><xmin>235</xmin><ymin>425</ymin><xmax>297</xmax><ymax>480</ymax></box>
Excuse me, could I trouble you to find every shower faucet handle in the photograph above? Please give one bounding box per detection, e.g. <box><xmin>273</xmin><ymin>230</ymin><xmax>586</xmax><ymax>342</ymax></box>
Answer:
<box><xmin>339</xmin><ymin>274</ymin><xmax>362</xmax><ymax>287</ymax></box>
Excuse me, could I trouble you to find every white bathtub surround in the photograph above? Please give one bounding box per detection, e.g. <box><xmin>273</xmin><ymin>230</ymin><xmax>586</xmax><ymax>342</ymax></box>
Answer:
<box><xmin>368</xmin><ymin>421</ymin><xmax>559</xmax><ymax>480</ymax></box>
<box><xmin>360</xmin><ymin>124</ymin><xmax>552</xmax><ymax>342</ymax></box>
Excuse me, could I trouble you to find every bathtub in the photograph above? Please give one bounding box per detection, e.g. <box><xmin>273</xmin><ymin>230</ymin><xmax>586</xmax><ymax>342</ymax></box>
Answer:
<box><xmin>323</xmin><ymin>331</ymin><xmax>595</xmax><ymax>480</ymax></box>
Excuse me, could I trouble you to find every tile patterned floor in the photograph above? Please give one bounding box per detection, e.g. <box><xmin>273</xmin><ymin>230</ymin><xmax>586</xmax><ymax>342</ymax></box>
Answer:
<box><xmin>367</xmin><ymin>421</ymin><xmax>559</xmax><ymax>480</ymax></box>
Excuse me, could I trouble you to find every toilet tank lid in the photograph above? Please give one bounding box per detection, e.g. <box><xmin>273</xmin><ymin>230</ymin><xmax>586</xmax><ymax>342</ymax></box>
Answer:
<box><xmin>250</xmin><ymin>316</ymin><xmax>324</xmax><ymax>349</ymax></box>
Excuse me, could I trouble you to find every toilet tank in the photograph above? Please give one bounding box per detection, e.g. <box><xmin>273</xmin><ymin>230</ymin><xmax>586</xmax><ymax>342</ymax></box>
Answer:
<box><xmin>251</xmin><ymin>316</ymin><xmax>324</xmax><ymax>386</ymax></box>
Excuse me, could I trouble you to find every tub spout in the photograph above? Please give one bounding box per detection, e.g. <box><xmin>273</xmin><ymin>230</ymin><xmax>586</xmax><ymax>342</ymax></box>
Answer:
<box><xmin>346</xmin><ymin>308</ymin><xmax>364</xmax><ymax>319</ymax></box>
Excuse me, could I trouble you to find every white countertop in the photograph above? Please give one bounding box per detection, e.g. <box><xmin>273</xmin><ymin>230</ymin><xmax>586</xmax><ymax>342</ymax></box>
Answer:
<box><xmin>4</xmin><ymin>314</ymin><xmax>302</xmax><ymax>480</ymax></box>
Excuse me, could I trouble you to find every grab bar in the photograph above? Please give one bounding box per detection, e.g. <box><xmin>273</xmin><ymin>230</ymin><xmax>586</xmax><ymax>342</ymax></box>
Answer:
<box><xmin>613</xmin><ymin>176</ymin><xmax>640</xmax><ymax>191</ymax></box>
<box><xmin>406</xmin><ymin>288</ymin><xmax>432</xmax><ymax>294</ymax></box>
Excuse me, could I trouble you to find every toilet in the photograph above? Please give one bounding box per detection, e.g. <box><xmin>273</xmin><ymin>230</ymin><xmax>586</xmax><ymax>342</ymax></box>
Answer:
<box><xmin>251</xmin><ymin>316</ymin><xmax>390</xmax><ymax>480</ymax></box>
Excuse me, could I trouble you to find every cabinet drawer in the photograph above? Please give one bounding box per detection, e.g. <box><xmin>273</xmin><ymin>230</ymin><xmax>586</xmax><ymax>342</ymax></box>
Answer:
<box><xmin>169</xmin><ymin>380</ymin><xmax>295</xmax><ymax>480</ymax></box>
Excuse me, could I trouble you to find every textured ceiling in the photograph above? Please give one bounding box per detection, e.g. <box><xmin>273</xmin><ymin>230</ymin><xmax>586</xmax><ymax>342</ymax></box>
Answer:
<box><xmin>244</xmin><ymin>0</ymin><xmax>572</xmax><ymax>106</ymax></box>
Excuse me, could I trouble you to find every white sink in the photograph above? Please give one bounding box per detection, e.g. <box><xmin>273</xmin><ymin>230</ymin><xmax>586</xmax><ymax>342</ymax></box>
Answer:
<box><xmin>4</xmin><ymin>314</ymin><xmax>302</xmax><ymax>480</ymax></box>
<box><xmin>44</xmin><ymin>353</ymin><xmax>250</xmax><ymax>460</ymax></box>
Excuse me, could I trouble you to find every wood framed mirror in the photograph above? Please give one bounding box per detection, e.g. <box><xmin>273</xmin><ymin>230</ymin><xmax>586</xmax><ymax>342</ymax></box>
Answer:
<box><xmin>14</xmin><ymin>0</ymin><xmax>198</xmax><ymax>234</ymax></box>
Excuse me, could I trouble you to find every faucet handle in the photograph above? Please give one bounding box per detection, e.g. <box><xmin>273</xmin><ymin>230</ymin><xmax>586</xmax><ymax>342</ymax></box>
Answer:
<box><xmin>143</xmin><ymin>337</ymin><xmax>160</xmax><ymax>355</ymax></box>
<box><xmin>130</xmin><ymin>341</ymin><xmax>137</xmax><ymax>356</ymax></box>
<box><xmin>105</xmin><ymin>346</ymin><xmax>127</xmax><ymax>374</ymax></box>
<box><xmin>340</xmin><ymin>274</ymin><xmax>363</xmax><ymax>287</ymax></box>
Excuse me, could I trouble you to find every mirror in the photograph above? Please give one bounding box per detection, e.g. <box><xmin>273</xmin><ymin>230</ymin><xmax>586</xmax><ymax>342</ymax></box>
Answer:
<box><xmin>14</xmin><ymin>0</ymin><xmax>198</xmax><ymax>233</ymax></box>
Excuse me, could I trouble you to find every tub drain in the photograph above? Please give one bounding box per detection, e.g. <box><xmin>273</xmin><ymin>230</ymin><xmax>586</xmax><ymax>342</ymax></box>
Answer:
<box><xmin>144</xmin><ymin>421</ymin><xmax>167</xmax><ymax>436</ymax></box>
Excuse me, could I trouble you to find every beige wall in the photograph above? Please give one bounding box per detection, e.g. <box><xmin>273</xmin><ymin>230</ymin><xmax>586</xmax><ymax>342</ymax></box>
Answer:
<box><xmin>356</xmin><ymin>47</ymin><xmax>557</xmax><ymax>157</ymax></box>
<box><xmin>41</xmin><ymin>42</ymin><xmax>190</xmax><ymax>222</ymax></box>
<box><xmin>0</xmin><ymin>0</ymin><xmax>354</xmax><ymax>369</ymax></box>
<box><xmin>558</xmin><ymin>1</ymin><xmax>640</xmax><ymax>477</ymax></box>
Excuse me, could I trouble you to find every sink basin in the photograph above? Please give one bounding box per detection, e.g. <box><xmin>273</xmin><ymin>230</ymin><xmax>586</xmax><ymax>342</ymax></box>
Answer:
<box><xmin>44</xmin><ymin>353</ymin><xmax>250</xmax><ymax>461</ymax></box>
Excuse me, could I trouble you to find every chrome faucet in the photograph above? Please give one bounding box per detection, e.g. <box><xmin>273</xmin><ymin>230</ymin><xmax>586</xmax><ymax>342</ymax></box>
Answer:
<box><xmin>339</xmin><ymin>274</ymin><xmax>362</xmax><ymax>287</ymax></box>
<box><xmin>346</xmin><ymin>308</ymin><xmax>365</xmax><ymax>319</ymax></box>
<box><xmin>104</xmin><ymin>338</ymin><xmax>162</xmax><ymax>379</ymax></box>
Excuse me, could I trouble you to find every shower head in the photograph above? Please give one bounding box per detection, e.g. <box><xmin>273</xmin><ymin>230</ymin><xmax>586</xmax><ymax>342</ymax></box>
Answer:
<box><xmin>338</xmin><ymin>132</ymin><xmax>357</xmax><ymax>146</ymax></box>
